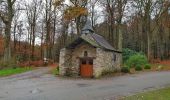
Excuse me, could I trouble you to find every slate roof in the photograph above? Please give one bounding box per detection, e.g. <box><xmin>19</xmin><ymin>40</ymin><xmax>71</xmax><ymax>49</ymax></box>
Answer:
<box><xmin>66</xmin><ymin>33</ymin><xmax>121</xmax><ymax>53</ymax></box>
<box><xmin>66</xmin><ymin>19</ymin><xmax>121</xmax><ymax>53</ymax></box>
<box><xmin>91</xmin><ymin>33</ymin><xmax>117</xmax><ymax>51</ymax></box>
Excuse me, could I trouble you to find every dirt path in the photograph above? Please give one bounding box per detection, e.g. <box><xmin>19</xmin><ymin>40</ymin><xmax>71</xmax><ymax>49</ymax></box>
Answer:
<box><xmin>0</xmin><ymin>67</ymin><xmax>51</xmax><ymax>81</ymax></box>
<box><xmin>0</xmin><ymin>69</ymin><xmax>170</xmax><ymax>100</ymax></box>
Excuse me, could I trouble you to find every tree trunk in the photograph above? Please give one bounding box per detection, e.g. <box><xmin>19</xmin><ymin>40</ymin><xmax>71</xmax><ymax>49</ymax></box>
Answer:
<box><xmin>4</xmin><ymin>22</ymin><xmax>12</xmax><ymax>62</ymax></box>
<box><xmin>31</xmin><ymin>25</ymin><xmax>35</xmax><ymax>60</ymax></box>
<box><xmin>118</xmin><ymin>24</ymin><xmax>123</xmax><ymax>51</ymax></box>
<box><xmin>40</xmin><ymin>31</ymin><xmax>44</xmax><ymax>59</ymax></box>
<box><xmin>13</xmin><ymin>24</ymin><xmax>17</xmax><ymax>55</ymax></box>
<box><xmin>44</xmin><ymin>20</ymin><xmax>51</xmax><ymax>59</ymax></box>
<box><xmin>147</xmin><ymin>31</ymin><xmax>151</xmax><ymax>61</ymax></box>
<box><xmin>76</xmin><ymin>17</ymin><xmax>81</xmax><ymax>36</ymax></box>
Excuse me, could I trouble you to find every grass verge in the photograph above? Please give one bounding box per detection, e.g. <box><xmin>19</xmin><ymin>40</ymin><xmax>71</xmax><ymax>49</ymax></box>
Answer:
<box><xmin>121</xmin><ymin>87</ymin><xmax>170</xmax><ymax>100</ymax></box>
<box><xmin>0</xmin><ymin>67</ymin><xmax>32</xmax><ymax>77</ymax></box>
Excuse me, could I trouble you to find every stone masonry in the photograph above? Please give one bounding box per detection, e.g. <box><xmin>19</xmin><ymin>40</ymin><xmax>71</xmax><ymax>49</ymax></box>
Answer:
<box><xmin>59</xmin><ymin>42</ymin><xmax>121</xmax><ymax>78</ymax></box>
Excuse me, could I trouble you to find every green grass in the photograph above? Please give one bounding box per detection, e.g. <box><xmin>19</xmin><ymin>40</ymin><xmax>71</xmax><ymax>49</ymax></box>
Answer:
<box><xmin>0</xmin><ymin>67</ymin><xmax>32</xmax><ymax>77</ymax></box>
<box><xmin>122</xmin><ymin>87</ymin><xmax>170</xmax><ymax>100</ymax></box>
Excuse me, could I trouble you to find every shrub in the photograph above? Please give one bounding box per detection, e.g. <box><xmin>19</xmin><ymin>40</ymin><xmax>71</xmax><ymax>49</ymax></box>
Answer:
<box><xmin>53</xmin><ymin>66</ymin><xmax>59</xmax><ymax>75</ymax></box>
<box><xmin>135</xmin><ymin>65</ymin><xmax>143</xmax><ymax>71</ymax></box>
<box><xmin>144</xmin><ymin>64</ymin><xmax>151</xmax><ymax>69</ymax></box>
<box><xmin>126</xmin><ymin>54</ymin><xmax>148</xmax><ymax>68</ymax></box>
<box><xmin>123</xmin><ymin>48</ymin><xmax>137</xmax><ymax>63</ymax></box>
<box><xmin>121</xmin><ymin>67</ymin><xmax>130</xmax><ymax>73</ymax></box>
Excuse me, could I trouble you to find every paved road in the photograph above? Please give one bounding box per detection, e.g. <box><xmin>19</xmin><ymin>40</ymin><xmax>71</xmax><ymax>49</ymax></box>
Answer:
<box><xmin>0</xmin><ymin>68</ymin><xmax>170</xmax><ymax>100</ymax></box>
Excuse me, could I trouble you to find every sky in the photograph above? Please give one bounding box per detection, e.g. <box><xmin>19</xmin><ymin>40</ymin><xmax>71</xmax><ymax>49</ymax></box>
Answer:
<box><xmin>65</xmin><ymin>0</ymin><xmax>70</xmax><ymax>4</ymax></box>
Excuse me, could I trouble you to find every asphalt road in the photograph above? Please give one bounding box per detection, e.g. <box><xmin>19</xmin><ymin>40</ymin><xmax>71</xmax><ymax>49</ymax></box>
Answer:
<box><xmin>0</xmin><ymin>68</ymin><xmax>170</xmax><ymax>100</ymax></box>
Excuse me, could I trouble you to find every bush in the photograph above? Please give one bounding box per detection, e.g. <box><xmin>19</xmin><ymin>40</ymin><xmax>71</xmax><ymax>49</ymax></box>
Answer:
<box><xmin>126</xmin><ymin>54</ymin><xmax>148</xmax><ymax>68</ymax></box>
<box><xmin>123</xmin><ymin>48</ymin><xmax>137</xmax><ymax>63</ymax></box>
<box><xmin>121</xmin><ymin>67</ymin><xmax>130</xmax><ymax>73</ymax></box>
<box><xmin>53</xmin><ymin>66</ymin><xmax>59</xmax><ymax>75</ymax></box>
<box><xmin>144</xmin><ymin>64</ymin><xmax>151</xmax><ymax>69</ymax></box>
<box><xmin>135</xmin><ymin>65</ymin><xmax>143</xmax><ymax>71</ymax></box>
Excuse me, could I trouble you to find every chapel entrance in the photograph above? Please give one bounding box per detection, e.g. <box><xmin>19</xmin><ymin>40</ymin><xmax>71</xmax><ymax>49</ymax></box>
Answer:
<box><xmin>80</xmin><ymin>58</ymin><xmax>93</xmax><ymax>77</ymax></box>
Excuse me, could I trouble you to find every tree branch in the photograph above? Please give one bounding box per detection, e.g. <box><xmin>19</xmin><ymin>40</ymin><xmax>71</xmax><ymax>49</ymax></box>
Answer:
<box><xmin>0</xmin><ymin>10</ymin><xmax>8</xmax><ymax>23</ymax></box>
<box><xmin>11</xmin><ymin>0</ymin><xmax>16</xmax><ymax>5</ymax></box>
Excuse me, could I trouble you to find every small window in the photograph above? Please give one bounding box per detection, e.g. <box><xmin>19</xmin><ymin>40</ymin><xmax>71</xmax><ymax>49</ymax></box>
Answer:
<box><xmin>113</xmin><ymin>53</ymin><xmax>116</xmax><ymax>62</ymax></box>
<box><xmin>114</xmin><ymin>55</ymin><xmax>117</xmax><ymax>61</ymax></box>
<box><xmin>84</xmin><ymin>51</ymin><xmax>88</xmax><ymax>57</ymax></box>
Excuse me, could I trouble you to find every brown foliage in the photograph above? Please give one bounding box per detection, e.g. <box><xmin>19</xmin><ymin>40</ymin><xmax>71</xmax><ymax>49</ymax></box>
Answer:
<box><xmin>18</xmin><ymin>61</ymin><xmax>31</xmax><ymax>67</ymax></box>
<box><xmin>64</xmin><ymin>7</ymin><xmax>88</xmax><ymax>21</ymax></box>
<box><xmin>157</xmin><ymin>60</ymin><xmax>170</xmax><ymax>66</ymax></box>
<box><xmin>19</xmin><ymin>60</ymin><xmax>44</xmax><ymax>67</ymax></box>
<box><xmin>53</xmin><ymin>0</ymin><xmax>64</xmax><ymax>7</ymax></box>
<box><xmin>30</xmin><ymin>60</ymin><xmax>44</xmax><ymax>67</ymax></box>
<box><xmin>18</xmin><ymin>59</ymin><xmax>55</xmax><ymax>67</ymax></box>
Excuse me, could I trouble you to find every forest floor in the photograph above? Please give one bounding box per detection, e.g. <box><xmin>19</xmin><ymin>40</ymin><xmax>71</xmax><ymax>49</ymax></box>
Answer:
<box><xmin>149</xmin><ymin>60</ymin><xmax>170</xmax><ymax>72</ymax></box>
<box><xmin>129</xmin><ymin>60</ymin><xmax>170</xmax><ymax>74</ymax></box>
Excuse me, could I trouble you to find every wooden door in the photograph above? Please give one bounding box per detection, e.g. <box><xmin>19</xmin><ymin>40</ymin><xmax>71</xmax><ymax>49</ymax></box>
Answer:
<box><xmin>80</xmin><ymin>59</ymin><xmax>93</xmax><ymax>77</ymax></box>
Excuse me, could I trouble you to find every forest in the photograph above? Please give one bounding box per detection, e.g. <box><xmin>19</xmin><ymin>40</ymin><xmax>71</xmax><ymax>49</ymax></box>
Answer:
<box><xmin>0</xmin><ymin>0</ymin><xmax>169</xmax><ymax>67</ymax></box>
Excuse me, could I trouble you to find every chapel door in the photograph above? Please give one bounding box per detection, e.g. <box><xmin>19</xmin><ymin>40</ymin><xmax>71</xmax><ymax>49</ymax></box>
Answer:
<box><xmin>80</xmin><ymin>59</ymin><xmax>93</xmax><ymax>77</ymax></box>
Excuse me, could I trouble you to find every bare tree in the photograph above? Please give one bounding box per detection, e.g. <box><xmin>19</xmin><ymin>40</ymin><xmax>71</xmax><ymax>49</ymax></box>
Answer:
<box><xmin>12</xmin><ymin>4</ymin><xmax>21</xmax><ymax>56</ymax></box>
<box><xmin>0</xmin><ymin>0</ymin><xmax>16</xmax><ymax>61</ymax></box>
<box><xmin>25</xmin><ymin>0</ymin><xmax>42</xmax><ymax>60</ymax></box>
<box><xmin>133</xmin><ymin>0</ymin><xmax>170</xmax><ymax>60</ymax></box>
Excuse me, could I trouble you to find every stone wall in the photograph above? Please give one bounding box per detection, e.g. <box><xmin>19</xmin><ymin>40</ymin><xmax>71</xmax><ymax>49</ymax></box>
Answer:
<box><xmin>59</xmin><ymin>48</ymin><xmax>72</xmax><ymax>76</ymax></box>
<box><xmin>59</xmin><ymin>43</ymin><xmax>122</xmax><ymax>78</ymax></box>
<box><xmin>59</xmin><ymin>42</ymin><xmax>96</xmax><ymax>76</ymax></box>
<box><xmin>93</xmin><ymin>48</ymin><xmax>121</xmax><ymax>78</ymax></box>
